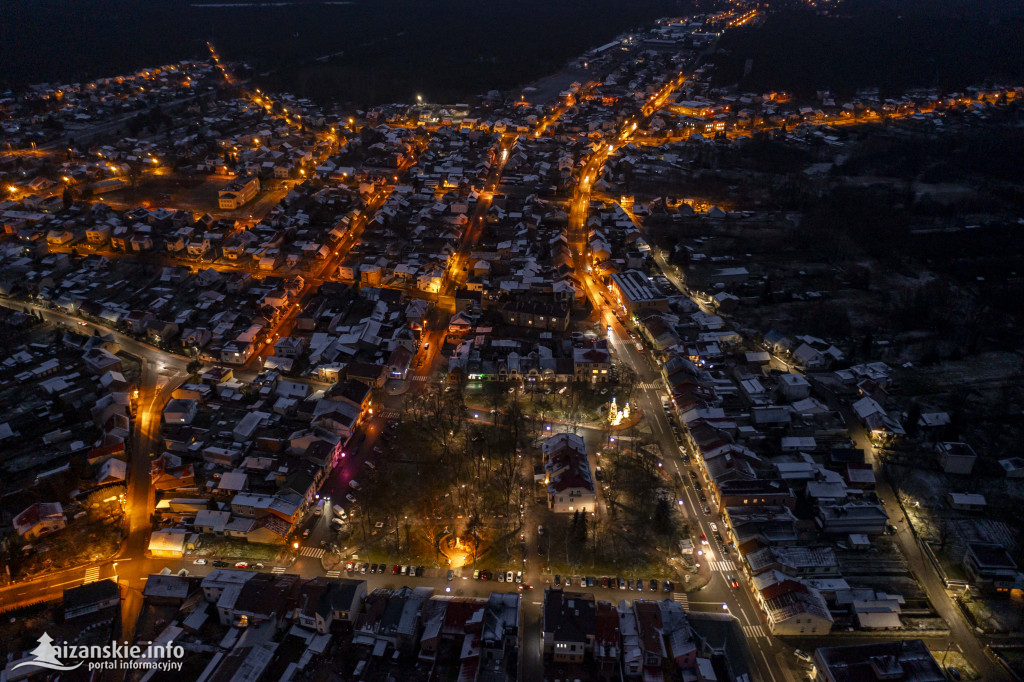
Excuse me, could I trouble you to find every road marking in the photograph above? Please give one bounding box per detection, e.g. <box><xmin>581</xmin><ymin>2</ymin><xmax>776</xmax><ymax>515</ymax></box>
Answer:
<box><xmin>411</xmin><ymin>376</ymin><xmax>429</xmax><ymax>382</ymax></box>
<box><xmin>673</xmin><ymin>593</ymin><xmax>689</xmax><ymax>608</ymax></box>
<box><xmin>639</xmin><ymin>382</ymin><xmax>662</xmax><ymax>390</ymax></box>
<box><xmin>83</xmin><ymin>566</ymin><xmax>101</xmax><ymax>584</ymax></box>
<box><xmin>710</xmin><ymin>560</ymin><xmax>736</xmax><ymax>572</ymax></box>
<box><xmin>325</xmin><ymin>570</ymin><xmax>341</xmax><ymax>578</ymax></box>
<box><xmin>271</xmin><ymin>566</ymin><xmax>287</xmax><ymax>574</ymax></box>
<box><xmin>531</xmin><ymin>601</ymin><xmax>542</xmax><ymax>605</ymax></box>
<box><xmin>743</xmin><ymin>624</ymin><xmax>767</xmax><ymax>639</ymax></box>
<box><xmin>300</xmin><ymin>547</ymin><xmax>325</xmax><ymax>559</ymax></box>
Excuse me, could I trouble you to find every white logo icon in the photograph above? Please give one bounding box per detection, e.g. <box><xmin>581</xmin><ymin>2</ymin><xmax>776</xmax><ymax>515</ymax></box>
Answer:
<box><xmin>12</xmin><ymin>633</ymin><xmax>82</xmax><ymax>672</ymax></box>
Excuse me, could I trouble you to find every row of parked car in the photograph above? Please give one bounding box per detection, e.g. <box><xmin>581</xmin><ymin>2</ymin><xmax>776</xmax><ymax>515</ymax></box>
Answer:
<box><xmin>554</xmin><ymin>575</ymin><xmax>674</xmax><ymax>593</ymax></box>
<box><xmin>473</xmin><ymin>569</ymin><xmax>522</xmax><ymax>583</ymax></box>
<box><xmin>346</xmin><ymin>562</ymin><xmax>425</xmax><ymax>577</ymax></box>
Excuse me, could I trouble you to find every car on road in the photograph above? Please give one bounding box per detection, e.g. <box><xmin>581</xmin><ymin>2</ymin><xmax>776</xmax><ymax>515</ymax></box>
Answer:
<box><xmin>649</xmin><ymin>579</ymin><xmax>658</xmax><ymax>591</ymax></box>
<box><xmin>213</xmin><ymin>560</ymin><xmax>229</xmax><ymax>568</ymax></box>
<box><xmin>302</xmin><ymin>529</ymin><xmax>311</xmax><ymax>538</ymax></box>
<box><xmin>518</xmin><ymin>583</ymin><xmax>533</xmax><ymax>591</ymax></box>
<box><xmin>700</xmin><ymin>533</ymin><xmax>708</xmax><ymax>545</ymax></box>
<box><xmin>235</xmin><ymin>562</ymin><xmax>249</xmax><ymax>569</ymax></box>
<box><xmin>193</xmin><ymin>559</ymin><xmax>207</xmax><ymax>565</ymax></box>
<box><xmin>554</xmin><ymin>574</ymin><xmax>561</xmax><ymax>587</ymax></box>
<box><xmin>727</xmin><ymin>575</ymin><xmax>740</xmax><ymax>589</ymax></box>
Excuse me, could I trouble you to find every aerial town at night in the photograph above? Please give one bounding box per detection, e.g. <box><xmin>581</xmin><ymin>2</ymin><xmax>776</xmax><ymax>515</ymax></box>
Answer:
<box><xmin>1</xmin><ymin>0</ymin><xmax>1023</xmax><ymax>679</ymax></box>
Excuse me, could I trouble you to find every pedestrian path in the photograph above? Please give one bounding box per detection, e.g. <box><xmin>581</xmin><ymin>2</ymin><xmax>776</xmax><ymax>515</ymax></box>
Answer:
<box><xmin>271</xmin><ymin>566</ymin><xmax>287</xmax><ymax>574</ymax></box>
<box><xmin>710</xmin><ymin>559</ymin><xmax>736</xmax><ymax>572</ymax></box>
<box><xmin>83</xmin><ymin>566</ymin><xmax>101</xmax><ymax>584</ymax></box>
<box><xmin>673</xmin><ymin>593</ymin><xmax>689</xmax><ymax>608</ymax></box>
<box><xmin>743</xmin><ymin>624</ymin><xmax>768</xmax><ymax>639</ymax></box>
<box><xmin>299</xmin><ymin>547</ymin><xmax>325</xmax><ymax>559</ymax></box>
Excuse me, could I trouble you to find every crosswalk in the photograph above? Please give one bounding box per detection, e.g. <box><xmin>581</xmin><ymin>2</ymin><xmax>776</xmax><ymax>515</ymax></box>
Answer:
<box><xmin>299</xmin><ymin>547</ymin><xmax>325</xmax><ymax>559</ymax></box>
<box><xmin>672</xmin><ymin>593</ymin><xmax>689</xmax><ymax>609</ymax></box>
<box><xmin>83</xmin><ymin>566</ymin><xmax>101</xmax><ymax>584</ymax></box>
<box><xmin>639</xmin><ymin>382</ymin><xmax>663</xmax><ymax>390</ymax></box>
<box><xmin>375</xmin><ymin>410</ymin><xmax>400</xmax><ymax>420</ymax></box>
<box><xmin>710</xmin><ymin>560</ymin><xmax>737</xmax><ymax>572</ymax></box>
<box><xmin>271</xmin><ymin>566</ymin><xmax>287</xmax><ymax>574</ymax></box>
<box><xmin>411</xmin><ymin>375</ymin><xmax>429</xmax><ymax>382</ymax></box>
<box><xmin>743</xmin><ymin>624</ymin><xmax>768</xmax><ymax>639</ymax></box>
<box><xmin>325</xmin><ymin>570</ymin><xmax>341</xmax><ymax>578</ymax></box>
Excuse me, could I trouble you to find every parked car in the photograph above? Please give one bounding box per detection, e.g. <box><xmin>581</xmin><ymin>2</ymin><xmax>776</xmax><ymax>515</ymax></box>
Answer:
<box><xmin>415</xmin><ymin>566</ymin><xmax>424</xmax><ymax>577</ymax></box>
<box><xmin>498</xmin><ymin>571</ymin><xmax>505</xmax><ymax>583</ymax></box>
<box><xmin>360</xmin><ymin>563</ymin><xmax>369</xmax><ymax>574</ymax></box>
<box><xmin>254</xmin><ymin>563</ymin><xmax>264</xmax><ymax>569</ymax></box>
<box><xmin>794</xmin><ymin>649</ymin><xmax>813</xmax><ymax>663</ymax></box>
<box><xmin>506</xmin><ymin>571</ymin><xmax>514</xmax><ymax>583</ymax></box>
<box><xmin>473</xmin><ymin>569</ymin><xmax>481</xmax><ymax>580</ymax></box>
<box><xmin>635</xmin><ymin>580</ymin><xmax>643</xmax><ymax>591</ymax></box>
<box><xmin>235</xmin><ymin>562</ymin><xmax>249</xmax><ymax>569</ymax></box>
<box><xmin>664</xmin><ymin>580</ymin><xmax>673</xmax><ymax>593</ymax></box>
<box><xmin>946</xmin><ymin>667</ymin><xmax>961</xmax><ymax>680</ymax></box>
<box><xmin>554</xmin><ymin>574</ymin><xmax>561</xmax><ymax>587</ymax></box>
<box><xmin>649</xmin><ymin>579</ymin><xmax>658</xmax><ymax>591</ymax></box>
<box><xmin>346</xmin><ymin>562</ymin><xmax>355</xmax><ymax>572</ymax></box>
<box><xmin>213</xmin><ymin>560</ymin><xmax>229</xmax><ymax>568</ymax></box>
<box><xmin>515</xmin><ymin>571</ymin><xmax>522</xmax><ymax>584</ymax></box>
<box><xmin>618</xmin><ymin>577</ymin><xmax>626</xmax><ymax>590</ymax></box>
<box><xmin>586</xmin><ymin>576</ymin><xmax>595</xmax><ymax>588</ymax></box>
<box><xmin>392</xmin><ymin>565</ymin><xmax>400</xmax><ymax>575</ymax></box>
<box><xmin>348</xmin><ymin>480</ymin><xmax>361</xmax><ymax>490</ymax></box>
<box><xmin>193</xmin><ymin>559</ymin><xmax>207</xmax><ymax>565</ymax></box>
<box><xmin>446</xmin><ymin>569</ymin><xmax>454</xmax><ymax>581</ymax></box>
<box><xmin>601</xmin><ymin>577</ymin><xmax>610</xmax><ymax>589</ymax></box>
<box><xmin>480</xmin><ymin>570</ymin><xmax>491</xmax><ymax>581</ymax></box>
<box><xmin>702</xmin><ymin>504</ymin><xmax>711</xmax><ymax>515</ymax></box>
<box><xmin>346</xmin><ymin>493</ymin><xmax>357</xmax><ymax>503</ymax></box>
